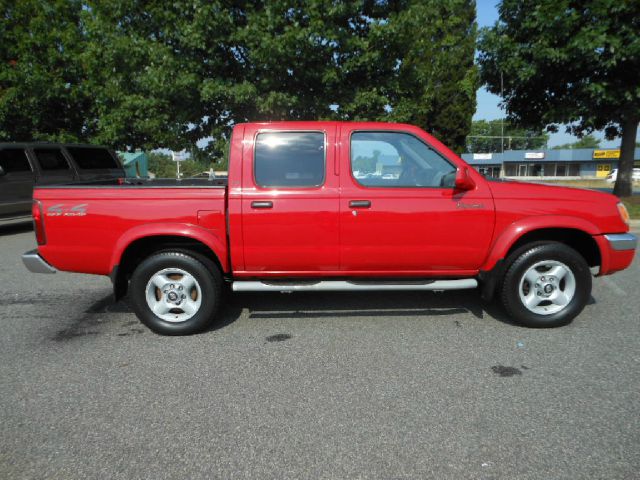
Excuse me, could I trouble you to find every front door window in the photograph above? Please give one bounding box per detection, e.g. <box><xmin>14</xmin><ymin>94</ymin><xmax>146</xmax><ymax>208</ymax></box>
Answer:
<box><xmin>350</xmin><ymin>132</ymin><xmax>456</xmax><ymax>188</ymax></box>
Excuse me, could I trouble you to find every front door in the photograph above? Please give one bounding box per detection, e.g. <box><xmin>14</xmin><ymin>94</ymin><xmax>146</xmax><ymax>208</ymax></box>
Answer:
<box><xmin>339</xmin><ymin>128</ymin><xmax>495</xmax><ymax>275</ymax></box>
<box><xmin>239</xmin><ymin>124</ymin><xmax>340</xmax><ymax>275</ymax></box>
<box><xmin>518</xmin><ymin>164</ymin><xmax>527</xmax><ymax>176</ymax></box>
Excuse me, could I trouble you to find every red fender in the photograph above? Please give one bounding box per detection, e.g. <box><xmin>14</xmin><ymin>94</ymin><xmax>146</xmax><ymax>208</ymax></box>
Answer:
<box><xmin>481</xmin><ymin>215</ymin><xmax>601</xmax><ymax>271</ymax></box>
<box><xmin>110</xmin><ymin>223</ymin><xmax>229</xmax><ymax>273</ymax></box>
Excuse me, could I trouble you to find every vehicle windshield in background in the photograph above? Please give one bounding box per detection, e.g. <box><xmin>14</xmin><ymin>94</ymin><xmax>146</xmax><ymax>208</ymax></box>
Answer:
<box><xmin>67</xmin><ymin>147</ymin><xmax>119</xmax><ymax>169</ymax></box>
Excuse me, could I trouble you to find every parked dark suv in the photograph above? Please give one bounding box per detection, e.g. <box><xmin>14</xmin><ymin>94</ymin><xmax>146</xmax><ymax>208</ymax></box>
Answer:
<box><xmin>0</xmin><ymin>143</ymin><xmax>124</xmax><ymax>225</ymax></box>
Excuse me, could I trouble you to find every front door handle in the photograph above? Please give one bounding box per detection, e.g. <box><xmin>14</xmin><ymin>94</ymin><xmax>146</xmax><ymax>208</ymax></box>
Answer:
<box><xmin>349</xmin><ymin>200</ymin><xmax>371</xmax><ymax>208</ymax></box>
<box><xmin>251</xmin><ymin>201</ymin><xmax>273</xmax><ymax>209</ymax></box>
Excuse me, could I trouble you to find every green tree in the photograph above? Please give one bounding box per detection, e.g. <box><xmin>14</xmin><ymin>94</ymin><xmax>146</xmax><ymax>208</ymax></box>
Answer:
<box><xmin>147</xmin><ymin>152</ymin><xmax>211</xmax><ymax>178</ymax></box>
<box><xmin>552</xmin><ymin>134</ymin><xmax>601</xmax><ymax>150</ymax></box>
<box><xmin>79</xmin><ymin>0</ymin><xmax>208</xmax><ymax>151</ymax></box>
<box><xmin>2</xmin><ymin>1</ymin><xmax>478</xmax><ymax>155</ymax></box>
<box><xmin>466</xmin><ymin>119</ymin><xmax>548</xmax><ymax>152</ymax></box>
<box><xmin>380</xmin><ymin>0</ymin><xmax>479</xmax><ymax>153</ymax></box>
<box><xmin>478</xmin><ymin>0</ymin><xmax>640</xmax><ymax>196</ymax></box>
<box><xmin>353</xmin><ymin>150</ymin><xmax>381</xmax><ymax>175</ymax></box>
<box><xmin>146</xmin><ymin>152</ymin><xmax>173</xmax><ymax>178</ymax></box>
<box><xmin>0</xmin><ymin>0</ymin><xmax>89</xmax><ymax>142</ymax></box>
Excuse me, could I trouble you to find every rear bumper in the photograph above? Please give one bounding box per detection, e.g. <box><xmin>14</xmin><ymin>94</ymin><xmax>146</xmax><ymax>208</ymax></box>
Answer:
<box><xmin>22</xmin><ymin>249</ymin><xmax>57</xmax><ymax>274</ymax></box>
<box><xmin>596</xmin><ymin>233</ymin><xmax>637</xmax><ymax>276</ymax></box>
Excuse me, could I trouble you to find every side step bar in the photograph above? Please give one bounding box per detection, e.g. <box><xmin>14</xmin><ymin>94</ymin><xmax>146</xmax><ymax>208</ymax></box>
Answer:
<box><xmin>232</xmin><ymin>279</ymin><xmax>478</xmax><ymax>292</ymax></box>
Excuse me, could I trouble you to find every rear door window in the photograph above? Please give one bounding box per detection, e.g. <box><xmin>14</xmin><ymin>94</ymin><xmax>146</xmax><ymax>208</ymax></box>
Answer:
<box><xmin>0</xmin><ymin>149</ymin><xmax>31</xmax><ymax>173</ymax></box>
<box><xmin>66</xmin><ymin>147</ymin><xmax>119</xmax><ymax>169</ymax></box>
<box><xmin>254</xmin><ymin>132</ymin><xmax>325</xmax><ymax>187</ymax></box>
<box><xmin>34</xmin><ymin>149</ymin><xmax>71</xmax><ymax>171</ymax></box>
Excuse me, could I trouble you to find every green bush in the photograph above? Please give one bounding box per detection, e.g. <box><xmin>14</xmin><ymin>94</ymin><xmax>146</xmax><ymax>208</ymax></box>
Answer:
<box><xmin>147</xmin><ymin>152</ymin><xmax>212</xmax><ymax>178</ymax></box>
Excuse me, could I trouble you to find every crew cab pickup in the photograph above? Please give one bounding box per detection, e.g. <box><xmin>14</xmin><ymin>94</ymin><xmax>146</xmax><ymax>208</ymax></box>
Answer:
<box><xmin>22</xmin><ymin>122</ymin><xmax>637</xmax><ymax>335</ymax></box>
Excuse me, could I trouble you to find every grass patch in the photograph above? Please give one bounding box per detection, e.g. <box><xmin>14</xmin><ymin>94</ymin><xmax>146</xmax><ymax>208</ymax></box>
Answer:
<box><xmin>530</xmin><ymin>179</ymin><xmax>611</xmax><ymax>188</ymax></box>
<box><xmin>621</xmin><ymin>196</ymin><xmax>640</xmax><ymax>220</ymax></box>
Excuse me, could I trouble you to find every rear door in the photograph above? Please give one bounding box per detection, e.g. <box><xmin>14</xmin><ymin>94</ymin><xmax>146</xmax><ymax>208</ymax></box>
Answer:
<box><xmin>30</xmin><ymin>147</ymin><xmax>76</xmax><ymax>184</ymax></box>
<box><xmin>0</xmin><ymin>148</ymin><xmax>34</xmax><ymax>220</ymax></box>
<box><xmin>238</xmin><ymin>124</ymin><xmax>340</xmax><ymax>275</ymax></box>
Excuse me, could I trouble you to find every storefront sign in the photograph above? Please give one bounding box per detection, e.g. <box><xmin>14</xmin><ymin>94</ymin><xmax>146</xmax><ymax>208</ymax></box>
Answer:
<box><xmin>172</xmin><ymin>151</ymin><xmax>188</xmax><ymax>162</ymax></box>
<box><xmin>593</xmin><ymin>149</ymin><xmax>620</xmax><ymax>159</ymax></box>
<box><xmin>473</xmin><ymin>153</ymin><xmax>493</xmax><ymax>160</ymax></box>
<box><xmin>525</xmin><ymin>152</ymin><xmax>545</xmax><ymax>159</ymax></box>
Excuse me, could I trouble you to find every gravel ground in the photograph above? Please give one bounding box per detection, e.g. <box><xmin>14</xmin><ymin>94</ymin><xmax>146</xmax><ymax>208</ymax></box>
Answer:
<box><xmin>1</xmin><ymin>224</ymin><xmax>639</xmax><ymax>480</ymax></box>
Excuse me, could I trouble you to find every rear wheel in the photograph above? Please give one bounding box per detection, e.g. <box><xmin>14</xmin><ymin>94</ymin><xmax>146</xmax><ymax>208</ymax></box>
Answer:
<box><xmin>500</xmin><ymin>243</ymin><xmax>592</xmax><ymax>328</ymax></box>
<box><xmin>129</xmin><ymin>251</ymin><xmax>222</xmax><ymax>335</ymax></box>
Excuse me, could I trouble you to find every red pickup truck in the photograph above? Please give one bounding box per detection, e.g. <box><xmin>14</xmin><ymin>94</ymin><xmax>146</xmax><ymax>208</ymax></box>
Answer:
<box><xmin>23</xmin><ymin>122</ymin><xmax>637</xmax><ymax>335</ymax></box>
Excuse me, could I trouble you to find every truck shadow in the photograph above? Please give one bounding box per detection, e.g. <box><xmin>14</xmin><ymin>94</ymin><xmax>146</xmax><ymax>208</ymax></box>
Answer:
<box><xmin>72</xmin><ymin>287</ymin><xmax>596</xmax><ymax>339</ymax></box>
<box><xmin>223</xmin><ymin>289</ymin><xmax>521</xmax><ymax>328</ymax></box>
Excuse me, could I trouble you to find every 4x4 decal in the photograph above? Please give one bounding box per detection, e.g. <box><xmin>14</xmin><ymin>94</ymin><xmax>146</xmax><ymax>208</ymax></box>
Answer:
<box><xmin>46</xmin><ymin>204</ymin><xmax>88</xmax><ymax>217</ymax></box>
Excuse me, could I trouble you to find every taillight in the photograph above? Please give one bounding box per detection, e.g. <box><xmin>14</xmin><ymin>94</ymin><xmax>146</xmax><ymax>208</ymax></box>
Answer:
<box><xmin>32</xmin><ymin>200</ymin><xmax>46</xmax><ymax>245</ymax></box>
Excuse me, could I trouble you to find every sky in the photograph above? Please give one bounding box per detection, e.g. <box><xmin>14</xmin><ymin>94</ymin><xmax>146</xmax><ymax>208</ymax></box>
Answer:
<box><xmin>473</xmin><ymin>0</ymin><xmax>635</xmax><ymax>149</ymax></box>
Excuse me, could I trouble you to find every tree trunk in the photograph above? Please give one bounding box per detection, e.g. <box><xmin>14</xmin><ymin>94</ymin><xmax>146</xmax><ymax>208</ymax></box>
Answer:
<box><xmin>613</xmin><ymin>117</ymin><xmax>639</xmax><ymax>198</ymax></box>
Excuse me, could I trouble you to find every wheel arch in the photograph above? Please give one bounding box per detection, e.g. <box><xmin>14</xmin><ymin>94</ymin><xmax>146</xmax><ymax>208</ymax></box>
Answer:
<box><xmin>482</xmin><ymin>216</ymin><xmax>602</xmax><ymax>272</ymax></box>
<box><xmin>479</xmin><ymin>217</ymin><xmax>602</xmax><ymax>301</ymax></box>
<box><xmin>110</xmin><ymin>225</ymin><xmax>228</xmax><ymax>300</ymax></box>
<box><xmin>504</xmin><ymin>228</ymin><xmax>601</xmax><ymax>268</ymax></box>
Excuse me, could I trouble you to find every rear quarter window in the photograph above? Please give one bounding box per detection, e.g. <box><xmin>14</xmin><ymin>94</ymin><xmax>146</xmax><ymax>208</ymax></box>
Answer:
<box><xmin>66</xmin><ymin>147</ymin><xmax>119</xmax><ymax>169</ymax></box>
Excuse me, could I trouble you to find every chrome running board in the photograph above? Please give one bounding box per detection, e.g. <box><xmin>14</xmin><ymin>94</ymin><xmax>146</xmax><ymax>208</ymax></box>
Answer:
<box><xmin>232</xmin><ymin>279</ymin><xmax>478</xmax><ymax>292</ymax></box>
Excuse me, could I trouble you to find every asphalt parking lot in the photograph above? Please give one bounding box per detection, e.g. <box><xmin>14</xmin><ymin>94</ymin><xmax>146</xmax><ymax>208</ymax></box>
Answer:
<box><xmin>1</xmin><ymin>224</ymin><xmax>639</xmax><ymax>480</ymax></box>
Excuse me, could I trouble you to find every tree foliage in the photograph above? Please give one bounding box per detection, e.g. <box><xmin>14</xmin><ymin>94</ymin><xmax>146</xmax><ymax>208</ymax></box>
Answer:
<box><xmin>0</xmin><ymin>0</ymin><xmax>90</xmax><ymax>142</ymax></box>
<box><xmin>1</xmin><ymin>0</ymin><xmax>478</xmax><ymax>158</ymax></box>
<box><xmin>466</xmin><ymin>119</ymin><xmax>548</xmax><ymax>152</ymax></box>
<box><xmin>552</xmin><ymin>134</ymin><xmax>601</xmax><ymax>150</ymax></box>
<box><xmin>478</xmin><ymin>0</ymin><xmax>640</xmax><ymax>196</ymax></box>
<box><xmin>146</xmin><ymin>152</ymin><xmax>211</xmax><ymax>178</ymax></box>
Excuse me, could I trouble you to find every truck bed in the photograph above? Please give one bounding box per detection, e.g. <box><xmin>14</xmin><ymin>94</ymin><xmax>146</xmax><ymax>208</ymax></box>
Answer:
<box><xmin>34</xmin><ymin>180</ymin><xmax>229</xmax><ymax>276</ymax></box>
<box><xmin>35</xmin><ymin>177</ymin><xmax>228</xmax><ymax>189</ymax></box>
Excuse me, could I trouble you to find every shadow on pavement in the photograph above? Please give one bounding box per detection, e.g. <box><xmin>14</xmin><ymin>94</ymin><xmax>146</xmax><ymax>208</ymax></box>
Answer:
<box><xmin>55</xmin><ymin>286</ymin><xmax>542</xmax><ymax>341</ymax></box>
<box><xmin>225</xmin><ymin>289</ymin><xmax>521</xmax><ymax>328</ymax></box>
<box><xmin>0</xmin><ymin>222</ymin><xmax>32</xmax><ymax>236</ymax></box>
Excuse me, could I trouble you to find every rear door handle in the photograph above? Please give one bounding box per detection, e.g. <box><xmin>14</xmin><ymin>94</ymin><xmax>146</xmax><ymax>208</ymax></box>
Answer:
<box><xmin>251</xmin><ymin>201</ymin><xmax>273</xmax><ymax>209</ymax></box>
<box><xmin>349</xmin><ymin>200</ymin><xmax>371</xmax><ymax>208</ymax></box>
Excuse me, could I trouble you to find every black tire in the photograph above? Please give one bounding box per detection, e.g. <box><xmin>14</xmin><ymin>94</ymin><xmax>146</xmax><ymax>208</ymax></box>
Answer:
<box><xmin>129</xmin><ymin>251</ymin><xmax>222</xmax><ymax>335</ymax></box>
<box><xmin>500</xmin><ymin>242</ymin><xmax>592</xmax><ymax>328</ymax></box>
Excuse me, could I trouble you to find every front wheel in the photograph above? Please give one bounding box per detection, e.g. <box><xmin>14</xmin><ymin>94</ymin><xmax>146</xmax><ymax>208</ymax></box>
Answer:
<box><xmin>500</xmin><ymin>243</ymin><xmax>592</xmax><ymax>328</ymax></box>
<box><xmin>129</xmin><ymin>252</ymin><xmax>222</xmax><ymax>335</ymax></box>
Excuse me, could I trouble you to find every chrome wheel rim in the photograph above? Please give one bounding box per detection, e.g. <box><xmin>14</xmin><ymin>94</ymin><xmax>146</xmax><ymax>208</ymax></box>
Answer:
<box><xmin>145</xmin><ymin>268</ymin><xmax>202</xmax><ymax>323</ymax></box>
<box><xmin>518</xmin><ymin>260</ymin><xmax>576</xmax><ymax>316</ymax></box>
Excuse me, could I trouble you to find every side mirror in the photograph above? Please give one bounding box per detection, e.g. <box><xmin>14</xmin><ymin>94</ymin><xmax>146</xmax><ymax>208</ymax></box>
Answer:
<box><xmin>454</xmin><ymin>166</ymin><xmax>475</xmax><ymax>191</ymax></box>
<box><xmin>0</xmin><ymin>165</ymin><xmax>5</xmax><ymax>176</ymax></box>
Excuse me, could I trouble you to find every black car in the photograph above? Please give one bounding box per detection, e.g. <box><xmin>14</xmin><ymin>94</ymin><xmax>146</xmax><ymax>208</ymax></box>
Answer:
<box><xmin>0</xmin><ymin>143</ymin><xmax>124</xmax><ymax>225</ymax></box>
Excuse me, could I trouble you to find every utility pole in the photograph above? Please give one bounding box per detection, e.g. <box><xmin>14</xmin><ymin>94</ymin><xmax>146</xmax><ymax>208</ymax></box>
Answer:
<box><xmin>500</xmin><ymin>71</ymin><xmax>504</xmax><ymax>154</ymax></box>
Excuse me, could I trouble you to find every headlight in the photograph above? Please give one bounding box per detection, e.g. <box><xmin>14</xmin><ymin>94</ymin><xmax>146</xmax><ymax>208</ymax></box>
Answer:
<box><xmin>617</xmin><ymin>202</ymin><xmax>630</xmax><ymax>226</ymax></box>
